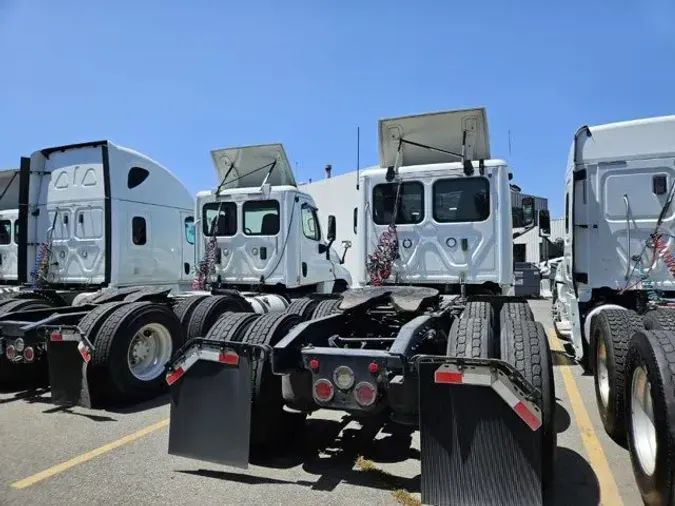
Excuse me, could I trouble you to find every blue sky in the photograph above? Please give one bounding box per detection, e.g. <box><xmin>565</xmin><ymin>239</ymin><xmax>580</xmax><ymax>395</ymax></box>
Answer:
<box><xmin>1</xmin><ymin>0</ymin><xmax>674</xmax><ymax>216</ymax></box>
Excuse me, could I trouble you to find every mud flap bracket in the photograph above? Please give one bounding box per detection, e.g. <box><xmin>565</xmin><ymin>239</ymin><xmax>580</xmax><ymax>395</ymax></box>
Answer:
<box><xmin>416</xmin><ymin>357</ymin><xmax>543</xmax><ymax>506</ymax></box>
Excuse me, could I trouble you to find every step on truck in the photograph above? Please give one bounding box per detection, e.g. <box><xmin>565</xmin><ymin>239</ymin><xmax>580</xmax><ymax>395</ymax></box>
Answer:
<box><xmin>166</xmin><ymin>108</ymin><xmax>557</xmax><ymax>506</ymax></box>
<box><xmin>552</xmin><ymin>115</ymin><xmax>675</xmax><ymax>506</ymax></box>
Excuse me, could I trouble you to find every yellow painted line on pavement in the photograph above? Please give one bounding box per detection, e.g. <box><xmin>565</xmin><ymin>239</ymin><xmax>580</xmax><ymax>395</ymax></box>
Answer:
<box><xmin>11</xmin><ymin>418</ymin><xmax>169</xmax><ymax>489</ymax></box>
<box><xmin>546</xmin><ymin>328</ymin><xmax>624</xmax><ymax>506</ymax></box>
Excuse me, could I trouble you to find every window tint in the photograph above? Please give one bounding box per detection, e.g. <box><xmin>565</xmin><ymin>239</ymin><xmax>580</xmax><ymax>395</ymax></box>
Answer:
<box><xmin>372</xmin><ymin>182</ymin><xmax>424</xmax><ymax>225</ymax></box>
<box><xmin>301</xmin><ymin>204</ymin><xmax>321</xmax><ymax>241</ymax></box>
<box><xmin>132</xmin><ymin>216</ymin><xmax>147</xmax><ymax>245</ymax></box>
<box><xmin>13</xmin><ymin>221</ymin><xmax>18</xmax><ymax>244</ymax></box>
<box><xmin>128</xmin><ymin>166</ymin><xmax>150</xmax><ymax>189</ymax></box>
<box><xmin>243</xmin><ymin>200</ymin><xmax>280</xmax><ymax>235</ymax></box>
<box><xmin>433</xmin><ymin>177</ymin><xmax>490</xmax><ymax>223</ymax></box>
<box><xmin>202</xmin><ymin>202</ymin><xmax>236</xmax><ymax>237</ymax></box>
<box><xmin>184</xmin><ymin>216</ymin><xmax>195</xmax><ymax>245</ymax></box>
<box><xmin>0</xmin><ymin>220</ymin><xmax>10</xmax><ymax>245</ymax></box>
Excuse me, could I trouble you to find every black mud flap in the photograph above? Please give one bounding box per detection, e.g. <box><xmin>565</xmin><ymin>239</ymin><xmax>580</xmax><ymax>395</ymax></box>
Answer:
<box><xmin>418</xmin><ymin>360</ymin><xmax>543</xmax><ymax>506</ymax></box>
<box><xmin>168</xmin><ymin>353</ymin><xmax>253</xmax><ymax>468</ymax></box>
<box><xmin>46</xmin><ymin>340</ymin><xmax>94</xmax><ymax>408</ymax></box>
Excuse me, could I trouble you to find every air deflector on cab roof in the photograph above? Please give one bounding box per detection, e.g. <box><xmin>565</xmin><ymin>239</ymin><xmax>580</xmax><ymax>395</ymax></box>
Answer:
<box><xmin>210</xmin><ymin>143</ymin><xmax>296</xmax><ymax>190</ymax></box>
<box><xmin>0</xmin><ymin>168</ymin><xmax>20</xmax><ymax>211</ymax></box>
<box><xmin>378</xmin><ymin>107</ymin><xmax>491</xmax><ymax>168</ymax></box>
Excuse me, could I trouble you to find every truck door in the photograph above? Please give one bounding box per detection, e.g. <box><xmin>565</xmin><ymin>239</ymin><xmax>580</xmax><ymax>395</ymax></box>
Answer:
<box><xmin>298</xmin><ymin>197</ymin><xmax>332</xmax><ymax>286</ymax></box>
<box><xmin>181</xmin><ymin>211</ymin><xmax>195</xmax><ymax>286</ymax></box>
<box><xmin>0</xmin><ymin>216</ymin><xmax>15</xmax><ymax>282</ymax></box>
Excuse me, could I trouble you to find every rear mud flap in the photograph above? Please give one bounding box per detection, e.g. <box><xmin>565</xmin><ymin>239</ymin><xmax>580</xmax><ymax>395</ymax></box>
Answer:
<box><xmin>46</xmin><ymin>341</ymin><xmax>94</xmax><ymax>408</ymax></box>
<box><xmin>418</xmin><ymin>361</ymin><xmax>543</xmax><ymax>506</ymax></box>
<box><xmin>168</xmin><ymin>355</ymin><xmax>253</xmax><ymax>468</ymax></box>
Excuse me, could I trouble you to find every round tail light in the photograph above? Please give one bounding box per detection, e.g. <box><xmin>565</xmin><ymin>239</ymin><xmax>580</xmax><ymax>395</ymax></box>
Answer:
<box><xmin>313</xmin><ymin>379</ymin><xmax>334</xmax><ymax>402</ymax></box>
<box><xmin>5</xmin><ymin>345</ymin><xmax>16</xmax><ymax>361</ymax></box>
<box><xmin>354</xmin><ymin>381</ymin><xmax>377</xmax><ymax>407</ymax></box>
<box><xmin>23</xmin><ymin>347</ymin><xmax>35</xmax><ymax>363</ymax></box>
<box><xmin>333</xmin><ymin>366</ymin><xmax>355</xmax><ymax>390</ymax></box>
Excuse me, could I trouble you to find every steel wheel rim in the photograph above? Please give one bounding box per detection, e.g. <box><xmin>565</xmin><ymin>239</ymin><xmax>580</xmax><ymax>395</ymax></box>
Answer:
<box><xmin>596</xmin><ymin>336</ymin><xmax>610</xmax><ymax>409</ymax></box>
<box><xmin>631</xmin><ymin>365</ymin><xmax>657</xmax><ymax>476</ymax></box>
<box><xmin>127</xmin><ymin>323</ymin><xmax>173</xmax><ymax>381</ymax></box>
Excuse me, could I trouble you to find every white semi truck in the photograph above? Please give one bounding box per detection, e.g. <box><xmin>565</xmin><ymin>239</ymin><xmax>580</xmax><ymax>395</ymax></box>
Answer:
<box><xmin>552</xmin><ymin>115</ymin><xmax>675</xmax><ymax>506</ymax></box>
<box><xmin>165</xmin><ymin>108</ymin><xmax>555</xmax><ymax>506</ymax></box>
<box><xmin>0</xmin><ymin>168</ymin><xmax>21</xmax><ymax>290</ymax></box>
<box><xmin>0</xmin><ymin>140</ymin><xmax>351</xmax><ymax>409</ymax></box>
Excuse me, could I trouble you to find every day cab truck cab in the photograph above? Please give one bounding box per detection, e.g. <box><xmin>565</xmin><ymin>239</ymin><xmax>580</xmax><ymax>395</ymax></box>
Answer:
<box><xmin>166</xmin><ymin>108</ymin><xmax>556</xmax><ymax>506</ymax></box>
<box><xmin>553</xmin><ymin>115</ymin><xmax>675</xmax><ymax>506</ymax></box>
<box><xmin>0</xmin><ymin>168</ymin><xmax>20</xmax><ymax>291</ymax></box>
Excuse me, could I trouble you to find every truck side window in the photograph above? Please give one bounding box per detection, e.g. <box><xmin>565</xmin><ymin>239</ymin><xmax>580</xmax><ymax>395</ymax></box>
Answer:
<box><xmin>13</xmin><ymin>221</ymin><xmax>18</xmax><ymax>244</ymax></box>
<box><xmin>0</xmin><ymin>220</ymin><xmax>10</xmax><ymax>245</ymax></box>
<box><xmin>184</xmin><ymin>216</ymin><xmax>195</xmax><ymax>245</ymax></box>
<box><xmin>132</xmin><ymin>216</ymin><xmax>147</xmax><ymax>245</ymax></box>
<box><xmin>128</xmin><ymin>166</ymin><xmax>150</xmax><ymax>189</ymax></box>
<box><xmin>301</xmin><ymin>204</ymin><xmax>321</xmax><ymax>241</ymax></box>
<box><xmin>373</xmin><ymin>182</ymin><xmax>424</xmax><ymax>225</ymax></box>
<box><xmin>243</xmin><ymin>200</ymin><xmax>280</xmax><ymax>236</ymax></box>
<box><xmin>203</xmin><ymin>202</ymin><xmax>236</xmax><ymax>237</ymax></box>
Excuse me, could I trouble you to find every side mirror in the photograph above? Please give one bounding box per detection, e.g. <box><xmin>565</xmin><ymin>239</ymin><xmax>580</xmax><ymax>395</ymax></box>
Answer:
<box><xmin>327</xmin><ymin>215</ymin><xmax>336</xmax><ymax>242</ymax></box>
<box><xmin>522</xmin><ymin>196</ymin><xmax>535</xmax><ymax>228</ymax></box>
<box><xmin>538</xmin><ymin>209</ymin><xmax>551</xmax><ymax>237</ymax></box>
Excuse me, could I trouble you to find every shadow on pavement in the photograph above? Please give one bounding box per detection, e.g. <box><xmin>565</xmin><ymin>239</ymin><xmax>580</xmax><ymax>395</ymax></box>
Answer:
<box><xmin>546</xmin><ymin>447</ymin><xmax>600</xmax><ymax>506</ymax></box>
<box><xmin>41</xmin><ymin>405</ymin><xmax>118</xmax><ymax>422</ymax></box>
<box><xmin>555</xmin><ymin>402</ymin><xmax>571</xmax><ymax>434</ymax></box>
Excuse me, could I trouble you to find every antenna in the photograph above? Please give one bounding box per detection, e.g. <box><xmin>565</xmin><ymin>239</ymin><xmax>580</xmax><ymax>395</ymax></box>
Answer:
<box><xmin>356</xmin><ymin>126</ymin><xmax>360</xmax><ymax>190</ymax></box>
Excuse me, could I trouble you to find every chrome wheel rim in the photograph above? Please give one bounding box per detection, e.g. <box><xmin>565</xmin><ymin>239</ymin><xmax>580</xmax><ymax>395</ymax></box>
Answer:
<box><xmin>631</xmin><ymin>365</ymin><xmax>657</xmax><ymax>476</ymax></box>
<box><xmin>127</xmin><ymin>323</ymin><xmax>173</xmax><ymax>381</ymax></box>
<box><xmin>596</xmin><ymin>337</ymin><xmax>610</xmax><ymax>409</ymax></box>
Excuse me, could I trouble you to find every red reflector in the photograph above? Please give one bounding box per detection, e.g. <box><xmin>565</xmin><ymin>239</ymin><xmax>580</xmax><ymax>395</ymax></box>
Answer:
<box><xmin>513</xmin><ymin>401</ymin><xmax>541</xmax><ymax>431</ymax></box>
<box><xmin>308</xmin><ymin>358</ymin><xmax>320</xmax><ymax>371</ymax></box>
<box><xmin>354</xmin><ymin>381</ymin><xmax>377</xmax><ymax>406</ymax></box>
<box><xmin>5</xmin><ymin>345</ymin><xmax>16</xmax><ymax>360</ymax></box>
<box><xmin>368</xmin><ymin>361</ymin><xmax>379</xmax><ymax>374</ymax></box>
<box><xmin>23</xmin><ymin>347</ymin><xmax>35</xmax><ymax>363</ymax></box>
<box><xmin>218</xmin><ymin>351</ymin><xmax>239</xmax><ymax>365</ymax></box>
<box><xmin>313</xmin><ymin>379</ymin><xmax>334</xmax><ymax>402</ymax></box>
<box><xmin>49</xmin><ymin>331</ymin><xmax>63</xmax><ymax>342</ymax></box>
<box><xmin>166</xmin><ymin>367</ymin><xmax>184</xmax><ymax>386</ymax></box>
<box><xmin>78</xmin><ymin>343</ymin><xmax>91</xmax><ymax>363</ymax></box>
<box><xmin>434</xmin><ymin>370</ymin><xmax>463</xmax><ymax>384</ymax></box>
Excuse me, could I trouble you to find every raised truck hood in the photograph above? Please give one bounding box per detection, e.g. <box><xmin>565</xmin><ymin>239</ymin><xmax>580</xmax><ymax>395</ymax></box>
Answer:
<box><xmin>210</xmin><ymin>143</ymin><xmax>296</xmax><ymax>190</ymax></box>
<box><xmin>378</xmin><ymin>107</ymin><xmax>491</xmax><ymax>168</ymax></box>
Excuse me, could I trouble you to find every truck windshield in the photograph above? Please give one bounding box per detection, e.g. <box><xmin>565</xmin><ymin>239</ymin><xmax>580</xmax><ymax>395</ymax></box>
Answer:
<box><xmin>433</xmin><ymin>177</ymin><xmax>490</xmax><ymax>223</ymax></box>
<box><xmin>202</xmin><ymin>202</ymin><xmax>236</xmax><ymax>237</ymax></box>
<box><xmin>372</xmin><ymin>182</ymin><xmax>424</xmax><ymax>225</ymax></box>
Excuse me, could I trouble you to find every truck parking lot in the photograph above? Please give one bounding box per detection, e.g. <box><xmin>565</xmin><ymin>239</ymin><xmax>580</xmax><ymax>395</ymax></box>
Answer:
<box><xmin>0</xmin><ymin>300</ymin><xmax>644</xmax><ymax>506</ymax></box>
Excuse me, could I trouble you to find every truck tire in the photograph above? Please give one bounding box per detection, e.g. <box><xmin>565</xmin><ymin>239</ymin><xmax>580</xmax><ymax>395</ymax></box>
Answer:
<box><xmin>499</xmin><ymin>301</ymin><xmax>534</xmax><ymax>323</ymax></box>
<box><xmin>461</xmin><ymin>301</ymin><xmax>495</xmax><ymax>327</ymax></box>
<box><xmin>447</xmin><ymin>317</ymin><xmax>494</xmax><ymax>358</ymax></box>
<box><xmin>285</xmin><ymin>298</ymin><xmax>320</xmax><ymax>320</ymax></box>
<box><xmin>172</xmin><ymin>295</ymin><xmax>209</xmax><ymax>335</ymax></box>
<box><xmin>500</xmin><ymin>319</ymin><xmax>556</xmax><ymax>490</ymax></box>
<box><xmin>311</xmin><ymin>299</ymin><xmax>342</xmax><ymax>319</ymax></box>
<box><xmin>0</xmin><ymin>298</ymin><xmax>53</xmax><ymax>316</ymax></box>
<box><xmin>590</xmin><ymin>308</ymin><xmax>644</xmax><ymax>443</ymax></box>
<box><xmin>77</xmin><ymin>302</ymin><xmax>129</xmax><ymax>340</ymax></box>
<box><xmin>206</xmin><ymin>312</ymin><xmax>261</xmax><ymax>343</ymax></box>
<box><xmin>624</xmin><ymin>330</ymin><xmax>675</xmax><ymax>506</ymax></box>
<box><xmin>89</xmin><ymin>302</ymin><xmax>184</xmax><ymax>403</ymax></box>
<box><xmin>238</xmin><ymin>312</ymin><xmax>305</xmax><ymax>447</ymax></box>
<box><xmin>186</xmin><ymin>295</ymin><xmax>248</xmax><ymax>341</ymax></box>
<box><xmin>643</xmin><ymin>309</ymin><xmax>675</xmax><ymax>332</ymax></box>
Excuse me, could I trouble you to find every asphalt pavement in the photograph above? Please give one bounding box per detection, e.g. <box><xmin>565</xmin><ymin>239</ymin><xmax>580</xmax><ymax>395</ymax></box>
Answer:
<box><xmin>0</xmin><ymin>300</ymin><xmax>645</xmax><ymax>506</ymax></box>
